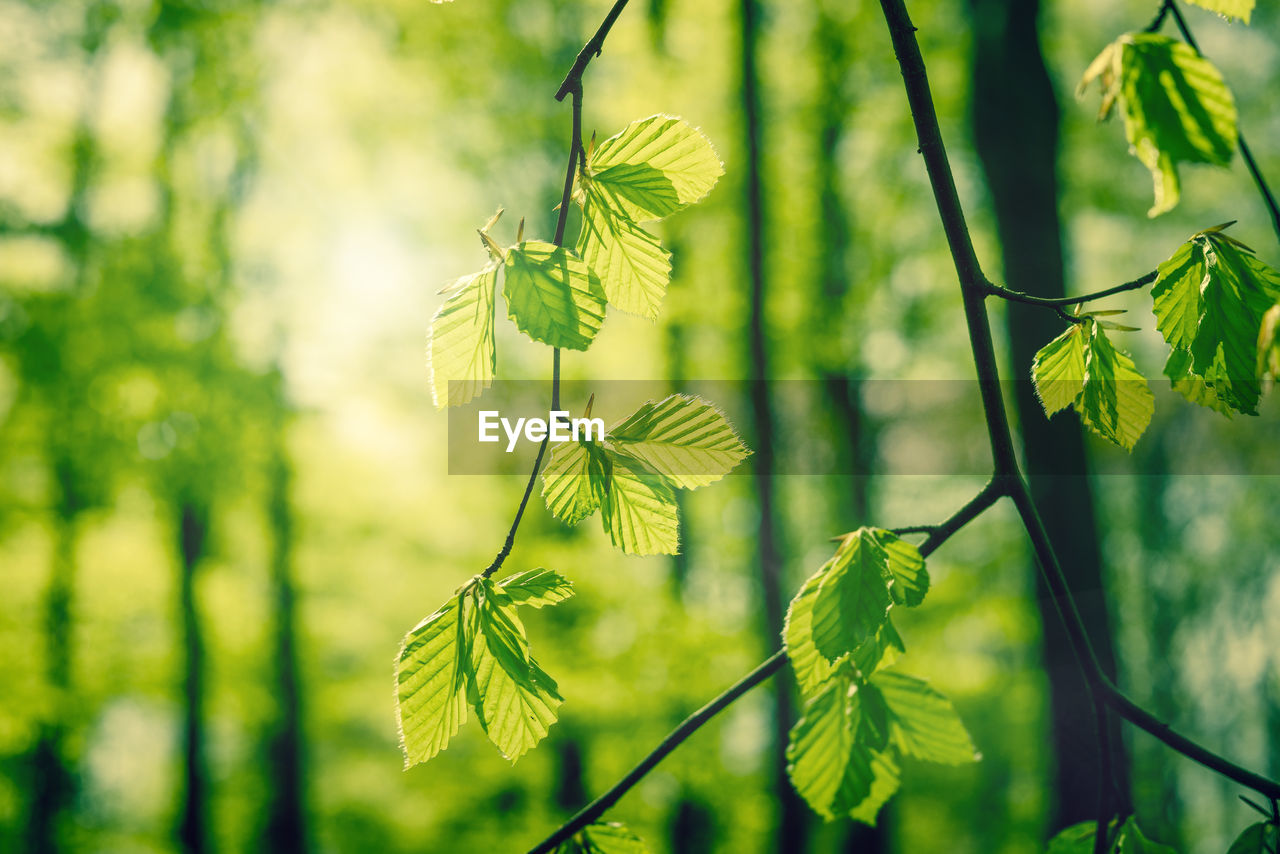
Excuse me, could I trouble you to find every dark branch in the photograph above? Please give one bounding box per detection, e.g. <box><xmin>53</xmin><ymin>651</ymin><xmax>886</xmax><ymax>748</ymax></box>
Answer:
<box><xmin>984</xmin><ymin>270</ymin><xmax>1158</xmax><ymax>322</ymax></box>
<box><xmin>885</xmin><ymin>0</ymin><xmax>1280</xmax><ymax>804</ymax></box>
<box><xmin>524</xmin><ymin>480</ymin><xmax>1006</xmax><ymax>852</ymax></box>
<box><xmin>555</xmin><ymin>0</ymin><xmax>633</xmax><ymax>101</ymax></box>
<box><xmin>525</xmin><ymin>651</ymin><xmax>787</xmax><ymax>854</ymax></box>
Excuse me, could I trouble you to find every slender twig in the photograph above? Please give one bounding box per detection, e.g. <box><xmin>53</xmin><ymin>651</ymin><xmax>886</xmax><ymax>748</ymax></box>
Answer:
<box><xmin>555</xmin><ymin>0</ymin><xmax>633</xmax><ymax>101</ymax></box>
<box><xmin>526</xmin><ymin>650</ymin><xmax>787</xmax><ymax>854</ymax></box>
<box><xmin>1161</xmin><ymin>0</ymin><xmax>1280</xmax><ymax>244</ymax></box>
<box><xmin>984</xmin><ymin>270</ymin><xmax>1158</xmax><ymax>321</ymax></box>
<box><xmin>524</xmin><ymin>480</ymin><xmax>1007</xmax><ymax>852</ymax></box>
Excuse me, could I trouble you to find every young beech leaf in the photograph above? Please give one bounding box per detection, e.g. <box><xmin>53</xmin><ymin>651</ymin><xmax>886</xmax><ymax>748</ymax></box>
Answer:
<box><xmin>503</xmin><ymin>241</ymin><xmax>607</xmax><ymax>351</ymax></box>
<box><xmin>1047</xmin><ymin>821</ymin><xmax>1108</xmax><ymax>854</ymax></box>
<box><xmin>577</xmin><ymin>184</ymin><xmax>673</xmax><ymax>319</ymax></box>
<box><xmin>811</xmin><ymin>529</ymin><xmax>893</xmax><ymax>662</ymax></box>
<box><xmin>467</xmin><ymin>579</ymin><xmax>563</xmax><ymax>761</ymax></box>
<box><xmin>1032</xmin><ymin>323</ymin><xmax>1087</xmax><ymax>417</ymax></box>
<box><xmin>869</xmin><ymin>669</ymin><xmax>979</xmax><ymax>765</ymax></box>
<box><xmin>1152</xmin><ymin>231</ymin><xmax>1280</xmax><ymax>413</ymax></box>
<box><xmin>1115</xmin><ymin>816</ymin><xmax>1178</xmax><ymax>854</ymax></box>
<box><xmin>1225</xmin><ymin>821</ymin><xmax>1280</xmax><ymax>854</ymax></box>
<box><xmin>495</xmin><ymin>568</ymin><xmax>574</xmax><ymax>608</ymax></box>
<box><xmin>396</xmin><ymin>572</ymin><xmax>572</xmax><ymax>768</ymax></box>
<box><xmin>1078</xmin><ymin>321</ymin><xmax>1154</xmax><ymax>450</ymax></box>
<box><xmin>555</xmin><ymin>822</ymin><xmax>651</xmax><ymax>854</ymax></box>
<box><xmin>607</xmin><ymin>393</ymin><xmax>751</xmax><ymax>489</ymax></box>
<box><xmin>785</xmin><ymin>666</ymin><xmax>901</xmax><ymax>824</ymax></box>
<box><xmin>784</xmin><ymin>563</ymin><xmax>906</xmax><ymax>698</ymax></box>
<box><xmin>1031</xmin><ymin>320</ymin><xmax>1153</xmax><ymax>450</ymax></box>
<box><xmin>396</xmin><ymin>594</ymin><xmax>468</xmax><ymax>767</ymax></box>
<box><xmin>1079</xmin><ymin>34</ymin><xmax>1237</xmax><ymax>216</ymax></box>
<box><xmin>1185</xmin><ymin>0</ymin><xmax>1254</xmax><ymax>23</ymax></box>
<box><xmin>428</xmin><ymin>264</ymin><xmax>498</xmax><ymax>408</ymax></box>
<box><xmin>868</xmin><ymin>529</ymin><xmax>929</xmax><ymax>607</ymax></box>
<box><xmin>599</xmin><ymin>449</ymin><xmax>680</xmax><ymax>556</ymax></box>
<box><xmin>541</xmin><ymin>439</ymin><xmax>611</xmax><ymax>526</ymax></box>
<box><xmin>588</xmin><ymin>115</ymin><xmax>724</xmax><ymax>222</ymax></box>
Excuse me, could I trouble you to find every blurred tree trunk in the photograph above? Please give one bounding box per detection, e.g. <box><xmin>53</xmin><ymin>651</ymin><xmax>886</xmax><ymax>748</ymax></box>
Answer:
<box><xmin>261</xmin><ymin>377</ymin><xmax>309</xmax><ymax>854</ymax></box>
<box><xmin>967</xmin><ymin>0</ymin><xmax>1130</xmax><ymax>827</ymax></box>
<box><xmin>737</xmin><ymin>0</ymin><xmax>809</xmax><ymax>848</ymax></box>
<box><xmin>177</xmin><ymin>499</ymin><xmax>211</xmax><ymax>854</ymax></box>
<box><xmin>27</xmin><ymin>458</ymin><xmax>81</xmax><ymax>854</ymax></box>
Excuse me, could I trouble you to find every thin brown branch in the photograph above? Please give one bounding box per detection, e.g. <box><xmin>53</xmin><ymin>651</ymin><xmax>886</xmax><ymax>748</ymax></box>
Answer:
<box><xmin>555</xmin><ymin>0</ymin><xmax>633</xmax><ymax>101</ymax></box>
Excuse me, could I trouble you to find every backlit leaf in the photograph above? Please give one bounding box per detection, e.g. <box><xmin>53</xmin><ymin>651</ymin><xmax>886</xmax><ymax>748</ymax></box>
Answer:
<box><xmin>503</xmin><ymin>241</ymin><xmax>607</xmax><ymax>351</ymax></box>
<box><xmin>607</xmin><ymin>394</ymin><xmax>751</xmax><ymax>489</ymax></box>
<box><xmin>428</xmin><ymin>264</ymin><xmax>497</xmax><ymax>408</ymax></box>
<box><xmin>1185</xmin><ymin>0</ymin><xmax>1253</xmax><ymax>23</ymax></box>
<box><xmin>396</xmin><ymin>595</ymin><xmax>468</xmax><ymax>767</ymax></box>
<box><xmin>599</xmin><ymin>449</ymin><xmax>680</xmax><ymax>555</ymax></box>
<box><xmin>871</xmin><ymin>669</ymin><xmax>978</xmax><ymax>765</ymax></box>
<box><xmin>811</xmin><ymin>529</ymin><xmax>893</xmax><ymax>662</ymax></box>
<box><xmin>577</xmin><ymin>185</ymin><xmax>672</xmax><ymax>319</ymax></box>
<box><xmin>588</xmin><ymin>115</ymin><xmax>724</xmax><ymax>221</ymax></box>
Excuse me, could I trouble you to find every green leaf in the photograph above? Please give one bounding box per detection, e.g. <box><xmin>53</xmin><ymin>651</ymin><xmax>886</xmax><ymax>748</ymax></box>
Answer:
<box><xmin>1032</xmin><ymin>320</ymin><xmax>1153</xmax><ymax>449</ymax></box>
<box><xmin>495</xmin><ymin>568</ymin><xmax>574</xmax><ymax>608</ymax></box>
<box><xmin>467</xmin><ymin>582</ymin><xmax>563</xmax><ymax>761</ymax></box>
<box><xmin>1116</xmin><ymin>816</ymin><xmax>1178</xmax><ymax>854</ymax></box>
<box><xmin>555</xmin><ymin>822</ymin><xmax>651</xmax><ymax>854</ymax></box>
<box><xmin>1163</xmin><ymin>347</ymin><xmax>1233</xmax><ymax>414</ymax></box>
<box><xmin>588</xmin><ymin>115</ymin><xmax>724</xmax><ymax>222</ymax></box>
<box><xmin>1047</xmin><ymin>821</ymin><xmax>1105</xmax><ymax>854</ymax></box>
<box><xmin>785</xmin><ymin>563</ymin><xmax>905</xmax><ymax>698</ymax></box>
<box><xmin>849</xmin><ymin>618</ymin><xmax>906</xmax><ymax>680</ymax></box>
<box><xmin>607</xmin><ymin>394</ymin><xmax>752</xmax><ymax>489</ymax></box>
<box><xmin>783</xmin><ymin>567</ymin><xmax>837</xmax><ymax>695</ymax></box>
<box><xmin>1080</xmin><ymin>34</ymin><xmax>1237</xmax><ymax>216</ymax></box>
<box><xmin>577</xmin><ymin>185</ymin><xmax>672</xmax><ymax>319</ymax></box>
<box><xmin>503</xmin><ymin>241</ymin><xmax>607</xmax><ymax>351</ymax></box>
<box><xmin>599</xmin><ymin>449</ymin><xmax>680</xmax><ymax>555</ymax></box>
<box><xmin>1226</xmin><ymin>822</ymin><xmax>1280</xmax><ymax>854</ymax></box>
<box><xmin>1032</xmin><ymin>323</ymin><xmax>1087</xmax><ymax>417</ymax></box>
<box><xmin>811</xmin><ymin>529</ymin><xmax>893</xmax><ymax>662</ymax></box>
<box><xmin>1259</xmin><ymin>304</ymin><xmax>1280</xmax><ymax>381</ymax></box>
<box><xmin>1152</xmin><ymin>232</ymin><xmax>1280</xmax><ymax>413</ymax></box>
<box><xmin>786</xmin><ymin>669</ymin><xmax>902</xmax><ymax>823</ymax></box>
<box><xmin>870</xmin><ymin>669</ymin><xmax>978</xmax><ymax>765</ymax></box>
<box><xmin>1077</xmin><ymin>320</ymin><xmax>1155</xmax><ymax>450</ymax></box>
<box><xmin>847</xmin><ymin>749</ymin><xmax>901</xmax><ymax>827</ymax></box>
<box><xmin>541</xmin><ymin>439</ymin><xmax>611</xmax><ymax>526</ymax></box>
<box><xmin>870</xmin><ymin>529</ymin><xmax>929</xmax><ymax>607</ymax></box>
<box><xmin>396</xmin><ymin>595</ymin><xmax>468</xmax><ymax>767</ymax></box>
<box><xmin>428</xmin><ymin>264</ymin><xmax>497</xmax><ymax>408</ymax></box>
<box><xmin>1185</xmin><ymin>0</ymin><xmax>1253</xmax><ymax>23</ymax></box>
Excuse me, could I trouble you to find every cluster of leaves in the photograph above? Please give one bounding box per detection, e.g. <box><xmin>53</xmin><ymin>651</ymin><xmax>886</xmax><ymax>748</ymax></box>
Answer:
<box><xmin>1031</xmin><ymin>223</ymin><xmax>1280</xmax><ymax>450</ymax></box>
<box><xmin>427</xmin><ymin>115</ymin><xmax>722</xmax><ymax>407</ymax></box>
<box><xmin>541</xmin><ymin>393</ymin><xmax>750</xmax><ymax>555</ymax></box>
<box><xmin>781</xmin><ymin>528</ymin><xmax>977</xmax><ymax>823</ymax></box>
<box><xmin>396</xmin><ymin>568</ymin><xmax>574</xmax><ymax>766</ymax></box>
<box><xmin>1046</xmin><ymin>816</ymin><xmax>1178</xmax><ymax>854</ymax></box>
<box><xmin>1034</xmin><ymin>4</ymin><xmax>1280</xmax><ymax>450</ymax></box>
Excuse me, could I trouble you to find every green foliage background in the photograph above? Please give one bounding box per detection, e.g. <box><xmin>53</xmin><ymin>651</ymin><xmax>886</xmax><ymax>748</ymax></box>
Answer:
<box><xmin>0</xmin><ymin>0</ymin><xmax>1278</xmax><ymax>852</ymax></box>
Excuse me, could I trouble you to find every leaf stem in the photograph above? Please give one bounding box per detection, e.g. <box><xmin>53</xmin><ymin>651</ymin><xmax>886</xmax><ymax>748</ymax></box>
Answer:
<box><xmin>523</xmin><ymin>480</ymin><xmax>1005</xmax><ymax>852</ymax></box>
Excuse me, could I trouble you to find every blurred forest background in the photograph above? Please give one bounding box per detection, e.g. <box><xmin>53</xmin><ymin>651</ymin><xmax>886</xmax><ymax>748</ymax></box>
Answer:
<box><xmin>1</xmin><ymin>0</ymin><xmax>1278</xmax><ymax>852</ymax></box>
